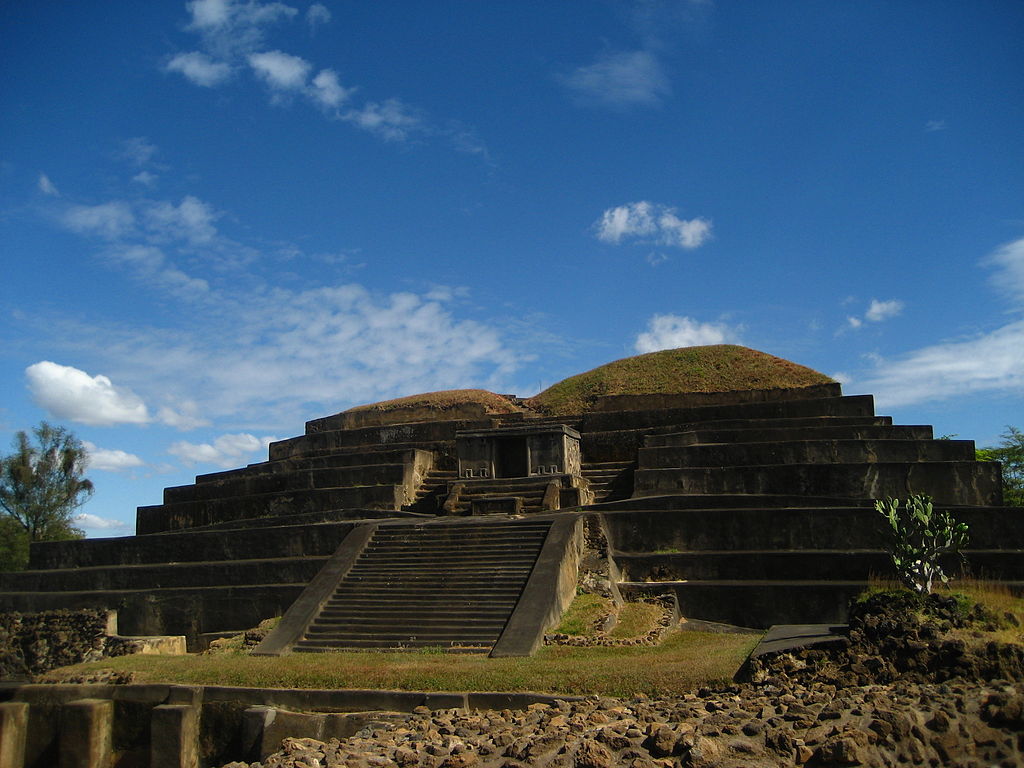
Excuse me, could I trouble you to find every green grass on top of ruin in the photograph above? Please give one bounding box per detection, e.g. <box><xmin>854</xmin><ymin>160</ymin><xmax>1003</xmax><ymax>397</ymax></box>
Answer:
<box><xmin>343</xmin><ymin>389</ymin><xmax>525</xmax><ymax>415</ymax></box>
<box><xmin>526</xmin><ymin>345</ymin><xmax>835</xmax><ymax>415</ymax></box>
<box><xmin>42</xmin><ymin>631</ymin><xmax>759</xmax><ymax>698</ymax></box>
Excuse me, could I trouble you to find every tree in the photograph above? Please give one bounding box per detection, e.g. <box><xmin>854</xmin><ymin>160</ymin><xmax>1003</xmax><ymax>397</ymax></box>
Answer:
<box><xmin>976</xmin><ymin>426</ymin><xmax>1024</xmax><ymax>507</ymax></box>
<box><xmin>0</xmin><ymin>422</ymin><xmax>92</xmax><ymax>568</ymax></box>
<box><xmin>875</xmin><ymin>494</ymin><xmax>969</xmax><ymax>594</ymax></box>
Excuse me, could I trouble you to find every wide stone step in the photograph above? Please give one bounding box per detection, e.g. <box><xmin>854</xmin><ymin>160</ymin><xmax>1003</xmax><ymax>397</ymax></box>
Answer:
<box><xmin>650</xmin><ymin>424</ymin><xmax>934</xmax><ymax>447</ymax></box>
<box><xmin>633</xmin><ymin>462</ymin><xmax>1003</xmax><ymax>506</ymax></box>
<box><xmin>353</xmin><ymin>552</ymin><xmax>540</xmax><ymax>564</ymax></box>
<box><xmin>137</xmin><ymin>485</ymin><xmax>404</xmax><ymax>534</ymax></box>
<box><xmin>613</xmin><ymin>549</ymin><xmax>1024</xmax><ymax>581</ymax></box>
<box><xmin>308</xmin><ymin>616</ymin><xmax>507</xmax><ymax>631</ymax></box>
<box><xmin>637</xmin><ymin>439</ymin><xmax>975</xmax><ymax>469</ymax></box>
<box><xmin>293</xmin><ymin>639</ymin><xmax>492</xmax><ymax>651</ymax></box>
<box><xmin>299</xmin><ymin>629</ymin><xmax>501</xmax><ymax>642</ymax></box>
<box><xmin>320</xmin><ymin>598</ymin><xmax>519</xmax><ymax>612</ymax></box>
<box><xmin>195</xmin><ymin>449</ymin><xmax>425</xmax><ymax>483</ymax></box>
<box><xmin>27</xmin><ymin>520</ymin><xmax>355</xmax><ymax>570</ymax></box>
<box><xmin>165</xmin><ymin>464</ymin><xmax>409</xmax><ymax>504</ymax></box>
<box><xmin>0</xmin><ymin>556</ymin><xmax>327</xmax><ymax>592</ymax></box>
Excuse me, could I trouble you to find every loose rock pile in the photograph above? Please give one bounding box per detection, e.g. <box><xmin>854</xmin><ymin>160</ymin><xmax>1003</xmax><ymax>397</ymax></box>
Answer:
<box><xmin>222</xmin><ymin>680</ymin><xmax>1024</xmax><ymax>768</ymax></box>
<box><xmin>224</xmin><ymin>593</ymin><xmax>1024</xmax><ymax>767</ymax></box>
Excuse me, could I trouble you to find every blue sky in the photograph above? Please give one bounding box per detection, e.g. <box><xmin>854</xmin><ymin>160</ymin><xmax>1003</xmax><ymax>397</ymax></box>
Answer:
<box><xmin>2</xmin><ymin>1</ymin><xmax>1022</xmax><ymax>536</ymax></box>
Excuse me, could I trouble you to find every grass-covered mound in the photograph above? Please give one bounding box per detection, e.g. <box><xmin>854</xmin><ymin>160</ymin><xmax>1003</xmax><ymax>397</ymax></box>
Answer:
<box><xmin>527</xmin><ymin>345</ymin><xmax>834</xmax><ymax>415</ymax></box>
<box><xmin>344</xmin><ymin>389</ymin><xmax>524</xmax><ymax>416</ymax></box>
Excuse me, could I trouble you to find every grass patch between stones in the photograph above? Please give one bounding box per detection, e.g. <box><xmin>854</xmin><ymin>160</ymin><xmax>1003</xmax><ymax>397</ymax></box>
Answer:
<box><xmin>43</xmin><ymin>631</ymin><xmax>758</xmax><ymax>698</ymax></box>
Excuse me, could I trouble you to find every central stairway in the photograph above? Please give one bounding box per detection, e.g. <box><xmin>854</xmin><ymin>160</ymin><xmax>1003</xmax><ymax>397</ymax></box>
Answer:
<box><xmin>291</xmin><ymin>518</ymin><xmax>552</xmax><ymax>652</ymax></box>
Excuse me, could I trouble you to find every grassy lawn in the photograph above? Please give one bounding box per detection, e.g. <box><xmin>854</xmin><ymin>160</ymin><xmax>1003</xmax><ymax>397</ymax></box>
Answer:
<box><xmin>44</xmin><ymin>631</ymin><xmax>759</xmax><ymax>698</ymax></box>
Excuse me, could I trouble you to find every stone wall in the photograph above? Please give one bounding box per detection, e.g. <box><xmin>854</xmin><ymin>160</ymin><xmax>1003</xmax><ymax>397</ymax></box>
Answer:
<box><xmin>0</xmin><ymin>609</ymin><xmax>129</xmax><ymax>680</ymax></box>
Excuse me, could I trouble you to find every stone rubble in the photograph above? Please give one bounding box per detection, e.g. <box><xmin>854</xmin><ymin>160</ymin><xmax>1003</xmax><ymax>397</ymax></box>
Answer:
<box><xmin>221</xmin><ymin>679</ymin><xmax>1024</xmax><ymax>768</ymax></box>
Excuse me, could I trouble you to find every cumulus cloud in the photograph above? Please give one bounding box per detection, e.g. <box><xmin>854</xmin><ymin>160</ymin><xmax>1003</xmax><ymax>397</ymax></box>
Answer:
<box><xmin>845</xmin><ymin>298</ymin><xmax>904</xmax><ymax>330</ymax></box>
<box><xmin>72</xmin><ymin>513</ymin><xmax>130</xmax><ymax>532</ymax></box>
<box><xmin>119</xmin><ymin>137</ymin><xmax>159</xmax><ymax>167</ymax></box>
<box><xmin>596</xmin><ymin>201</ymin><xmax>712</xmax><ymax>249</ymax></box>
<box><xmin>635</xmin><ymin>314</ymin><xmax>741</xmax><ymax>353</ymax></box>
<box><xmin>26</xmin><ymin>362</ymin><xmax>150</xmax><ymax>426</ymax></box>
<box><xmin>38</xmin><ymin>174</ymin><xmax>59</xmax><ymax>196</ymax></box>
<box><xmin>926</xmin><ymin>119</ymin><xmax>947</xmax><ymax>132</ymax></box>
<box><xmin>561</xmin><ymin>50</ymin><xmax>670</xmax><ymax>107</ymax></box>
<box><xmin>157</xmin><ymin>402</ymin><xmax>210</xmax><ymax>430</ymax></box>
<box><xmin>132</xmin><ymin>171</ymin><xmax>159</xmax><ymax>187</ymax></box>
<box><xmin>168</xmin><ymin>432</ymin><xmax>276</xmax><ymax>467</ymax></box>
<box><xmin>165</xmin><ymin>51</ymin><xmax>233</xmax><ymax>87</ymax></box>
<box><xmin>82</xmin><ymin>441</ymin><xmax>146</xmax><ymax>472</ymax></box>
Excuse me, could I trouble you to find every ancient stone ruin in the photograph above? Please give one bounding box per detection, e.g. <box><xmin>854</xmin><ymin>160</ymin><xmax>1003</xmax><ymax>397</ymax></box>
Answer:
<box><xmin>0</xmin><ymin>344</ymin><xmax>1019</xmax><ymax>657</ymax></box>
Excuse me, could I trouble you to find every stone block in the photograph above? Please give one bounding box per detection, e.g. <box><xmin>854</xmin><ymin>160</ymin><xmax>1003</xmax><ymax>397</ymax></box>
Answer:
<box><xmin>60</xmin><ymin>698</ymin><xmax>112</xmax><ymax>768</ymax></box>
<box><xmin>0</xmin><ymin>702</ymin><xmax>29</xmax><ymax>768</ymax></box>
<box><xmin>151</xmin><ymin>704</ymin><xmax>199</xmax><ymax>768</ymax></box>
<box><xmin>471</xmin><ymin>496</ymin><xmax>522</xmax><ymax>515</ymax></box>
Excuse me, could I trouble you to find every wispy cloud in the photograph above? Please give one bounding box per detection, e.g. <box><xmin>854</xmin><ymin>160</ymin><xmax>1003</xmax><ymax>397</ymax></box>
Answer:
<box><xmin>853</xmin><ymin>236</ymin><xmax>1024</xmax><ymax>407</ymax></box>
<box><xmin>38</xmin><ymin>174</ymin><xmax>60</xmax><ymax>196</ymax></box>
<box><xmin>925</xmin><ymin>119</ymin><xmax>947</xmax><ymax>132</ymax></box>
<box><xmin>162</xmin><ymin>0</ymin><xmax>477</xmax><ymax>155</ymax></box>
<box><xmin>635</xmin><ymin>314</ymin><xmax>741</xmax><ymax>353</ymax></box>
<box><xmin>165</xmin><ymin>51</ymin><xmax>233</xmax><ymax>87</ymax></box>
<box><xmin>72</xmin><ymin>513</ymin><xmax>131</xmax><ymax>532</ymax></box>
<box><xmin>561</xmin><ymin>50</ymin><xmax>670</xmax><ymax>108</ymax></box>
<box><xmin>596</xmin><ymin>201</ymin><xmax>712</xmax><ymax>249</ymax></box>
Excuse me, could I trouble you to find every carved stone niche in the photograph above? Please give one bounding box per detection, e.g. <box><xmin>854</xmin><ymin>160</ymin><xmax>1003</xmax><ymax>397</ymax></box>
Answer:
<box><xmin>455</xmin><ymin>424</ymin><xmax>582</xmax><ymax>480</ymax></box>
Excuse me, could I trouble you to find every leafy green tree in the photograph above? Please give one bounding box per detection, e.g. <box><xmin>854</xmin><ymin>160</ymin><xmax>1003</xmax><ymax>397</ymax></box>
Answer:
<box><xmin>876</xmin><ymin>494</ymin><xmax>969</xmax><ymax>594</ymax></box>
<box><xmin>0</xmin><ymin>422</ymin><xmax>92</xmax><ymax>569</ymax></box>
<box><xmin>976</xmin><ymin>426</ymin><xmax>1024</xmax><ymax>507</ymax></box>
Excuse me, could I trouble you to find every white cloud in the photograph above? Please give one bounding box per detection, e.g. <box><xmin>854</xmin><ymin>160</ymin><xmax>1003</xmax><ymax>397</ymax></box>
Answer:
<box><xmin>38</xmin><ymin>174</ymin><xmax>59</xmax><ymax>196</ymax></box>
<box><xmin>82</xmin><ymin>441</ymin><xmax>146</xmax><ymax>472</ymax></box>
<box><xmin>63</xmin><ymin>202</ymin><xmax>135</xmax><ymax>240</ymax></box>
<box><xmin>248</xmin><ymin>50</ymin><xmax>311</xmax><ymax>92</ymax></box>
<box><xmin>596</xmin><ymin>201</ymin><xmax>712</xmax><ymax>249</ymax></box>
<box><xmin>925</xmin><ymin>119</ymin><xmax>947</xmax><ymax>132</ymax></box>
<box><xmin>132</xmin><ymin>171</ymin><xmax>159</xmax><ymax>187</ymax></box>
<box><xmin>306</xmin><ymin>3</ymin><xmax>331</xmax><ymax>28</ymax></box>
<box><xmin>985</xmin><ymin>236</ymin><xmax>1024</xmax><ymax>305</ymax></box>
<box><xmin>157</xmin><ymin>402</ymin><xmax>210</xmax><ymax>430</ymax></box>
<box><xmin>168</xmin><ymin>432</ymin><xmax>276</xmax><ymax>468</ymax></box>
<box><xmin>145</xmin><ymin>195</ymin><xmax>219</xmax><ymax>243</ymax></box>
<box><xmin>847</xmin><ymin>316</ymin><xmax>863</xmax><ymax>329</ymax></box>
<box><xmin>635</xmin><ymin>314</ymin><xmax>741</xmax><ymax>353</ymax></box>
<box><xmin>72</xmin><ymin>513</ymin><xmax>130</xmax><ymax>532</ymax></box>
<box><xmin>343</xmin><ymin>99</ymin><xmax>421</xmax><ymax>141</ymax></box>
<box><xmin>852</xmin><ymin>237</ymin><xmax>1024</xmax><ymax>407</ymax></box>
<box><xmin>165</xmin><ymin>51</ymin><xmax>233</xmax><ymax>87</ymax></box>
<box><xmin>561</xmin><ymin>50</ymin><xmax>670</xmax><ymax>107</ymax></box>
<box><xmin>185</xmin><ymin>0</ymin><xmax>297</xmax><ymax>59</ymax></box>
<box><xmin>310</xmin><ymin>68</ymin><xmax>353</xmax><ymax>109</ymax></box>
<box><xmin>854</xmin><ymin>320</ymin><xmax>1024</xmax><ymax>408</ymax></box>
<box><xmin>26</xmin><ymin>361</ymin><xmax>150</xmax><ymax>426</ymax></box>
<box><xmin>119</xmin><ymin>137</ymin><xmax>159</xmax><ymax>167</ymax></box>
<box><xmin>865</xmin><ymin>298</ymin><xmax>904</xmax><ymax>323</ymax></box>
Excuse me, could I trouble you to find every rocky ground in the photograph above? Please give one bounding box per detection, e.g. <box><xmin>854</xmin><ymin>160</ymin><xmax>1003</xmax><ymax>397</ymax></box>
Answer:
<box><xmin>221</xmin><ymin>592</ymin><xmax>1024</xmax><ymax>768</ymax></box>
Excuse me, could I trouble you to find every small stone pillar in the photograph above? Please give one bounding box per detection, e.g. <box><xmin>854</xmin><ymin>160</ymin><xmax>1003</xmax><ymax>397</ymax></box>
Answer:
<box><xmin>151</xmin><ymin>704</ymin><xmax>200</xmax><ymax>768</ymax></box>
<box><xmin>60</xmin><ymin>698</ymin><xmax>113</xmax><ymax>768</ymax></box>
<box><xmin>0</xmin><ymin>702</ymin><xmax>29</xmax><ymax>768</ymax></box>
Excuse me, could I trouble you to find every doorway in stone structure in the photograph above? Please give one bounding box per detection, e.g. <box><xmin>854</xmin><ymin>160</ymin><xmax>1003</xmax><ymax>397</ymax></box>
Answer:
<box><xmin>495</xmin><ymin>436</ymin><xmax>529</xmax><ymax>477</ymax></box>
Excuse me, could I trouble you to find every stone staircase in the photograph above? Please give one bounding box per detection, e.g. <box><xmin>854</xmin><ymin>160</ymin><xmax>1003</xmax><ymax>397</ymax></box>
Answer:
<box><xmin>403</xmin><ymin>468</ymin><xmax>457</xmax><ymax>513</ymax></box>
<box><xmin>581</xmin><ymin>461</ymin><xmax>634</xmax><ymax>502</ymax></box>
<box><xmin>291</xmin><ymin>519</ymin><xmax>552</xmax><ymax>652</ymax></box>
